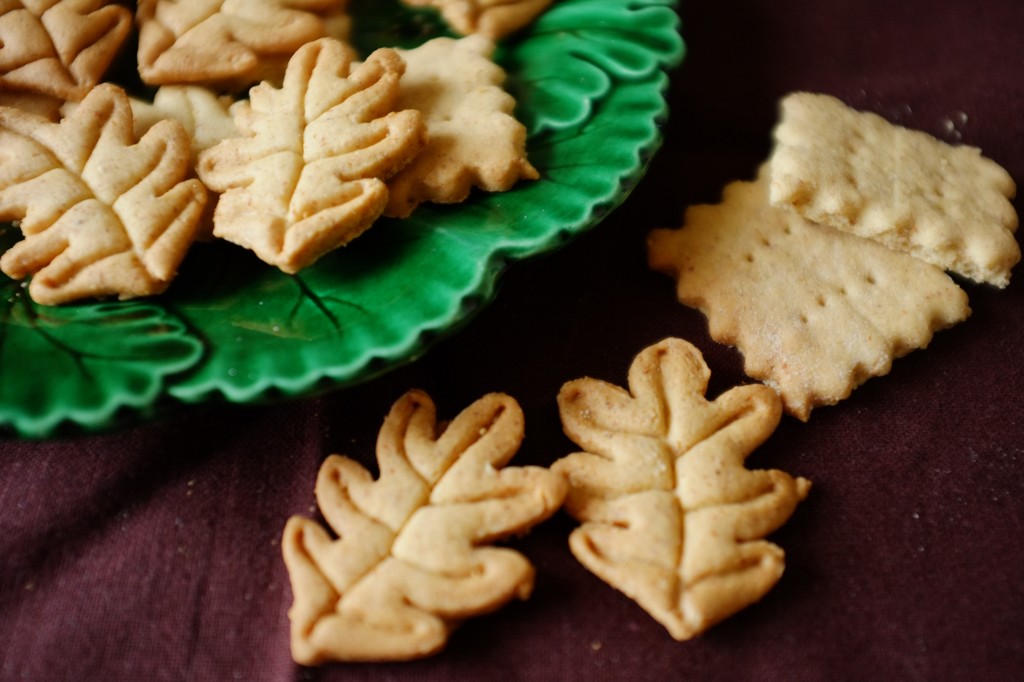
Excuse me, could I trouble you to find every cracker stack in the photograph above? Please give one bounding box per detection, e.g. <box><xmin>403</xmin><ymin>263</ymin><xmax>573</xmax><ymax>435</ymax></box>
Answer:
<box><xmin>648</xmin><ymin>92</ymin><xmax>1018</xmax><ymax>420</ymax></box>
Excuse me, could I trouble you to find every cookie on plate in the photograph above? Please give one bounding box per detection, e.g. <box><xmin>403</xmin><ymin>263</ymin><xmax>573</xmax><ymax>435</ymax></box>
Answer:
<box><xmin>0</xmin><ymin>0</ymin><xmax>132</xmax><ymax>101</ymax></box>
<box><xmin>400</xmin><ymin>0</ymin><xmax>553</xmax><ymax>40</ymax></box>
<box><xmin>0</xmin><ymin>84</ymin><xmax>207</xmax><ymax>304</ymax></box>
<box><xmin>385</xmin><ymin>35</ymin><xmax>538</xmax><ymax>218</ymax></box>
<box><xmin>197</xmin><ymin>40</ymin><xmax>426</xmax><ymax>273</ymax></box>
<box><xmin>136</xmin><ymin>0</ymin><xmax>353</xmax><ymax>90</ymax></box>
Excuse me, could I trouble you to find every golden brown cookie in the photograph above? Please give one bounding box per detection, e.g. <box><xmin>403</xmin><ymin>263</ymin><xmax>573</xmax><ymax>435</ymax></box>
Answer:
<box><xmin>197</xmin><ymin>40</ymin><xmax>427</xmax><ymax>273</ymax></box>
<box><xmin>384</xmin><ymin>35</ymin><xmax>538</xmax><ymax>218</ymax></box>
<box><xmin>647</xmin><ymin>167</ymin><xmax>971</xmax><ymax>420</ymax></box>
<box><xmin>0</xmin><ymin>0</ymin><xmax>131</xmax><ymax>101</ymax></box>
<box><xmin>769</xmin><ymin>92</ymin><xmax>1020</xmax><ymax>287</ymax></box>
<box><xmin>282</xmin><ymin>389</ymin><xmax>567</xmax><ymax>663</ymax></box>
<box><xmin>0</xmin><ymin>83</ymin><xmax>207</xmax><ymax>304</ymax></box>
<box><xmin>136</xmin><ymin>0</ymin><xmax>352</xmax><ymax>90</ymax></box>
<box><xmin>552</xmin><ymin>338</ymin><xmax>811</xmax><ymax>640</ymax></box>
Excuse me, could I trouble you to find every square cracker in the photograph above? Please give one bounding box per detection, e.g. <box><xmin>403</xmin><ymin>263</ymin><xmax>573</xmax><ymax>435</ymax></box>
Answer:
<box><xmin>769</xmin><ymin>92</ymin><xmax>1019</xmax><ymax>288</ymax></box>
<box><xmin>647</xmin><ymin>166</ymin><xmax>971</xmax><ymax>421</ymax></box>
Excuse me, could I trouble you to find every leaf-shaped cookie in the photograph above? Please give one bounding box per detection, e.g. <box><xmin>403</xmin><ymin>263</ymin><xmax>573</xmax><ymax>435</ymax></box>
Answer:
<box><xmin>136</xmin><ymin>0</ymin><xmax>353</xmax><ymax>89</ymax></box>
<box><xmin>0</xmin><ymin>83</ymin><xmax>207</xmax><ymax>305</ymax></box>
<box><xmin>282</xmin><ymin>390</ymin><xmax>567</xmax><ymax>663</ymax></box>
<box><xmin>197</xmin><ymin>39</ymin><xmax>427</xmax><ymax>273</ymax></box>
<box><xmin>62</xmin><ymin>85</ymin><xmax>241</xmax><ymax>167</ymax></box>
<box><xmin>552</xmin><ymin>338</ymin><xmax>811</xmax><ymax>640</ymax></box>
<box><xmin>384</xmin><ymin>35</ymin><xmax>538</xmax><ymax>218</ymax></box>
<box><xmin>400</xmin><ymin>0</ymin><xmax>553</xmax><ymax>39</ymax></box>
<box><xmin>0</xmin><ymin>90</ymin><xmax>63</xmax><ymax>121</ymax></box>
<box><xmin>0</xmin><ymin>0</ymin><xmax>131</xmax><ymax>101</ymax></box>
<box><xmin>128</xmin><ymin>86</ymin><xmax>240</xmax><ymax>161</ymax></box>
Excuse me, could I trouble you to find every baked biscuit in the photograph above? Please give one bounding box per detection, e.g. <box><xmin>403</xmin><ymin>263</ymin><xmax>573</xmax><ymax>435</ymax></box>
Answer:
<box><xmin>282</xmin><ymin>390</ymin><xmax>567</xmax><ymax>663</ymax></box>
<box><xmin>770</xmin><ymin>92</ymin><xmax>1020</xmax><ymax>287</ymax></box>
<box><xmin>0</xmin><ymin>0</ymin><xmax>131</xmax><ymax>101</ymax></box>
<box><xmin>136</xmin><ymin>0</ymin><xmax>353</xmax><ymax>90</ymax></box>
<box><xmin>648</xmin><ymin>167</ymin><xmax>971</xmax><ymax>420</ymax></box>
<box><xmin>385</xmin><ymin>35</ymin><xmax>538</xmax><ymax>218</ymax></box>
<box><xmin>552</xmin><ymin>338</ymin><xmax>810</xmax><ymax>640</ymax></box>
<box><xmin>0</xmin><ymin>84</ymin><xmax>206</xmax><ymax>304</ymax></box>
<box><xmin>197</xmin><ymin>40</ymin><xmax>426</xmax><ymax>273</ymax></box>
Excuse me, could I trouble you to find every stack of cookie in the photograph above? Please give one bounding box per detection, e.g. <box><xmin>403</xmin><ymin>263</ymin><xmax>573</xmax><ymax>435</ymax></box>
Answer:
<box><xmin>648</xmin><ymin>92</ymin><xmax>1019</xmax><ymax>420</ymax></box>
<box><xmin>0</xmin><ymin>0</ymin><xmax>544</xmax><ymax>304</ymax></box>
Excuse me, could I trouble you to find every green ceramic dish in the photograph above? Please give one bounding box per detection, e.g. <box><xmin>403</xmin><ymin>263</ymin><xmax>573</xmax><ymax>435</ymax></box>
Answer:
<box><xmin>0</xmin><ymin>0</ymin><xmax>684</xmax><ymax>438</ymax></box>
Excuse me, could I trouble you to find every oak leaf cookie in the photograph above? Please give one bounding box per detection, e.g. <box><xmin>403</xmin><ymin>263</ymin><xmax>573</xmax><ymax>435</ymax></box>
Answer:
<box><xmin>62</xmin><ymin>85</ymin><xmax>241</xmax><ymax>166</ymax></box>
<box><xmin>647</xmin><ymin>167</ymin><xmax>970</xmax><ymax>420</ymax></box>
<box><xmin>401</xmin><ymin>0</ymin><xmax>553</xmax><ymax>40</ymax></box>
<box><xmin>385</xmin><ymin>34</ymin><xmax>538</xmax><ymax>218</ymax></box>
<box><xmin>0</xmin><ymin>0</ymin><xmax>132</xmax><ymax>101</ymax></box>
<box><xmin>0</xmin><ymin>83</ymin><xmax>207</xmax><ymax>305</ymax></box>
<box><xmin>127</xmin><ymin>86</ymin><xmax>241</xmax><ymax>163</ymax></box>
<box><xmin>197</xmin><ymin>39</ymin><xmax>427</xmax><ymax>273</ymax></box>
<box><xmin>552</xmin><ymin>338</ymin><xmax>811</xmax><ymax>640</ymax></box>
<box><xmin>281</xmin><ymin>390</ymin><xmax>567</xmax><ymax>663</ymax></box>
<box><xmin>136</xmin><ymin>0</ymin><xmax>352</xmax><ymax>90</ymax></box>
<box><xmin>769</xmin><ymin>92</ymin><xmax>1020</xmax><ymax>288</ymax></box>
<box><xmin>65</xmin><ymin>85</ymin><xmax>241</xmax><ymax>242</ymax></box>
<box><xmin>128</xmin><ymin>86</ymin><xmax>242</xmax><ymax>242</ymax></box>
<box><xmin>0</xmin><ymin>90</ymin><xmax>64</xmax><ymax>122</ymax></box>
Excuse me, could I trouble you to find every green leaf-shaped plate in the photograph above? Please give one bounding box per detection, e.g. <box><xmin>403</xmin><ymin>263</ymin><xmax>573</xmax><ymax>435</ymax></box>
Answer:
<box><xmin>0</xmin><ymin>0</ymin><xmax>684</xmax><ymax>438</ymax></box>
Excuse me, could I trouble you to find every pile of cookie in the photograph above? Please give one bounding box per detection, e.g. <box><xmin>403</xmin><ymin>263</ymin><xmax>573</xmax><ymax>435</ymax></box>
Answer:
<box><xmin>0</xmin><ymin>0</ymin><xmax>549</xmax><ymax>305</ymax></box>
<box><xmin>649</xmin><ymin>92</ymin><xmax>1020</xmax><ymax>421</ymax></box>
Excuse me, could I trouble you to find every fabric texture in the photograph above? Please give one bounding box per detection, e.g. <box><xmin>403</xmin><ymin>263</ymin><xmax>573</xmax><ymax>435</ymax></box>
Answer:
<box><xmin>2</xmin><ymin>1</ymin><xmax>1023</xmax><ymax>680</ymax></box>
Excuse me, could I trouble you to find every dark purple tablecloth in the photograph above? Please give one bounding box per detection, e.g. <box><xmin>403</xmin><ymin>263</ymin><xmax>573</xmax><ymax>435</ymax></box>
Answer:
<box><xmin>3</xmin><ymin>1</ymin><xmax>1023</xmax><ymax>680</ymax></box>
